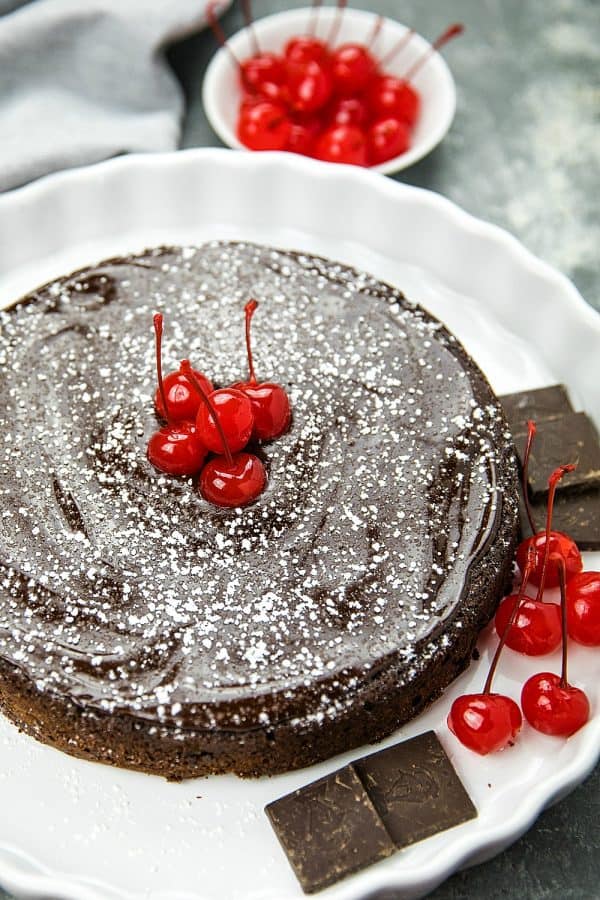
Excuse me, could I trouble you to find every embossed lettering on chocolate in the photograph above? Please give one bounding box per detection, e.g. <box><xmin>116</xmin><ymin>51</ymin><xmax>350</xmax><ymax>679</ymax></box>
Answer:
<box><xmin>0</xmin><ymin>242</ymin><xmax>519</xmax><ymax>778</ymax></box>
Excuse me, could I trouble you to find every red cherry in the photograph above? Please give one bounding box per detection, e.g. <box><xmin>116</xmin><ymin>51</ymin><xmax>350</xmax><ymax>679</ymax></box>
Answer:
<box><xmin>367</xmin><ymin>76</ymin><xmax>421</xmax><ymax>127</ymax></box>
<box><xmin>516</xmin><ymin>532</ymin><xmax>582</xmax><ymax>589</ymax></box>
<box><xmin>233</xmin><ymin>300</ymin><xmax>291</xmax><ymax>441</ymax></box>
<box><xmin>516</xmin><ymin>462</ymin><xmax>582</xmax><ymax>592</ymax></box>
<box><xmin>180</xmin><ymin>361</ymin><xmax>267</xmax><ymax>508</ymax></box>
<box><xmin>235</xmin><ymin>382</ymin><xmax>291</xmax><ymax>442</ymax></box>
<box><xmin>447</xmin><ymin>694</ymin><xmax>522</xmax><ymax>755</ymax></box>
<box><xmin>521</xmin><ymin>673</ymin><xmax>590</xmax><ymax>737</ymax></box>
<box><xmin>285</xmin><ymin>35</ymin><xmax>329</xmax><ymax>66</ymax></box>
<box><xmin>240</xmin><ymin>52</ymin><xmax>286</xmax><ymax>95</ymax></box>
<box><xmin>207</xmin><ymin>2</ymin><xmax>287</xmax><ymax>103</ymax></box>
<box><xmin>330</xmin><ymin>44</ymin><xmax>377</xmax><ymax>95</ymax></box>
<box><xmin>448</xmin><ymin>543</ymin><xmax>535</xmax><ymax>755</ymax></box>
<box><xmin>315</xmin><ymin>125</ymin><xmax>368</xmax><ymax>166</ymax></box>
<box><xmin>494</xmin><ymin>594</ymin><xmax>562</xmax><ymax>656</ymax></box>
<box><xmin>154</xmin><ymin>367</ymin><xmax>213</xmax><ymax>422</ymax></box>
<box><xmin>237</xmin><ymin>101</ymin><xmax>291</xmax><ymax>151</ymax></box>
<box><xmin>329</xmin><ymin>96</ymin><xmax>370</xmax><ymax>128</ymax></box>
<box><xmin>521</xmin><ymin>552</ymin><xmax>590</xmax><ymax>738</ymax></box>
<box><xmin>287</xmin><ymin>60</ymin><xmax>333</xmax><ymax>114</ymax></box>
<box><xmin>368</xmin><ymin>117</ymin><xmax>411</xmax><ymax>165</ymax></box>
<box><xmin>151</xmin><ymin>314</ymin><xmax>213</xmax><ymax>422</ymax></box>
<box><xmin>147</xmin><ymin>422</ymin><xmax>206</xmax><ymax>476</ymax></box>
<box><xmin>286</xmin><ymin>117</ymin><xmax>322</xmax><ymax>156</ymax></box>
<box><xmin>196</xmin><ymin>388</ymin><xmax>254</xmax><ymax>454</ymax></box>
<box><xmin>200</xmin><ymin>452</ymin><xmax>266</xmax><ymax>508</ymax></box>
<box><xmin>566</xmin><ymin>572</ymin><xmax>600</xmax><ymax>646</ymax></box>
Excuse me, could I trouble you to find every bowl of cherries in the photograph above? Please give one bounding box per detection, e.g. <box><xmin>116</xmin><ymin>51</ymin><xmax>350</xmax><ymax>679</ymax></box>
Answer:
<box><xmin>202</xmin><ymin>1</ymin><xmax>462</xmax><ymax>173</ymax></box>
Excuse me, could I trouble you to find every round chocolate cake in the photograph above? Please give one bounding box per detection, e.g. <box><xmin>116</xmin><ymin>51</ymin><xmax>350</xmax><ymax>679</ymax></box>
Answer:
<box><xmin>0</xmin><ymin>242</ymin><xmax>519</xmax><ymax>778</ymax></box>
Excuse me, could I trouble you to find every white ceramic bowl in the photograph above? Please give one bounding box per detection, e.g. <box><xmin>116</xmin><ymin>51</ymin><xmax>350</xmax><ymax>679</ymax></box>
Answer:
<box><xmin>202</xmin><ymin>6</ymin><xmax>457</xmax><ymax>174</ymax></box>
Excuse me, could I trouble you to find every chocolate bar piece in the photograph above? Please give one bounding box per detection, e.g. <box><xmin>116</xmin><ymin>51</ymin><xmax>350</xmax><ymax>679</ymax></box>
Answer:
<box><xmin>353</xmin><ymin>731</ymin><xmax>477</xmax><ymax>848</ymax></box>
<box><xmin>514</xmin><ymin>412</ymin><xmax>600</xmax><ymax>499</ymax></box>
<box><xmin>266</xmin><ymin>732</ymin><xmax>477</xmax><ymax>893</ymax></box>
<box><xmin>521</xmin><ymin>491</ymin><xmax>600</xmax><ymax>551</ymax></box>
<box><xmin>500</xmin><ymin>384</ymin><xmax>573</xmax><ymax>434</ymax></box>
<box><xmin>266</xmin><ymin>765</ymin><xmax>395</xmax><ymax>894</ymax></box>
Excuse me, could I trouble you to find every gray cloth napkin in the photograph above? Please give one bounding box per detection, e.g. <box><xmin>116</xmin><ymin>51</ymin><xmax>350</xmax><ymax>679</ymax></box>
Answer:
<box><xmin>0</xmin><ymin>0</ymin><xmax>219</xmax><ymax>192</ymax></box>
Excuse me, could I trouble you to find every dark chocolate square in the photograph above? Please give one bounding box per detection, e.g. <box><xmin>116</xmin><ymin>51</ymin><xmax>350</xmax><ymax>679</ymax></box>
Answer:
<box><xmin>520</xmin><ymin>490</ymin><xmax>600</xmax><ymax>551</ymax></box>
<box><xmin>266</xmin><ymin>765</ymin><xmax>395</xmax><ymax>894</ymax></box>
<box><xmin>514</xmin><ymin>412</ymin><xmax>600</xmax><ymax>499</ymax></box>
<box><xmin>353</xmin><ymin>731</ymin><xmax>477</xmax><ymax>849</ymax></box>
<box><xmin>499</xmin><ymin>384</ymin><xmax>573</xmax><ymax>434</ymax></box>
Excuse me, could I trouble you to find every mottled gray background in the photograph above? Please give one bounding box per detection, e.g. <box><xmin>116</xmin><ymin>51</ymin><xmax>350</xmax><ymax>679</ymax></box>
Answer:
<box><xmin>1</xmin><ymin>0</ymin><xmax>599</xmax><ymax>898</ymax></box>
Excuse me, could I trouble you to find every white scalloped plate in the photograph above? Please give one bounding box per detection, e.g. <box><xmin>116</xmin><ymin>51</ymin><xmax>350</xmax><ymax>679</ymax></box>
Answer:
<box><xmin>0</xmin><ymin>150</ymin><xmax>598</xmax><ymax>900</ymax></box>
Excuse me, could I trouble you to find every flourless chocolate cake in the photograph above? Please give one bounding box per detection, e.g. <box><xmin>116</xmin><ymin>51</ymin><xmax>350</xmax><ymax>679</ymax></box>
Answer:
<box><xmin>0</xmin><ymin>242</ymin><xmax>519</xmax><ymax>778</ymax></box>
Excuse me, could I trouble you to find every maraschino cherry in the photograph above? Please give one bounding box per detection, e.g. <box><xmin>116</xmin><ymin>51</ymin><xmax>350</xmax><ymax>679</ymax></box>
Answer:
<box><xmin>368</xmin><ymin>117</ymin><xmax>411</xmax><ymax>165</ymax></box>
<box><xmin>233</xmin><ymin>300</ymin><xmax>292</xmax><ymax>441</ymax></box>
<box><xmin>521</xmin><ymin>555</ymin><xmax>590</xmax><ymax>737</ymax></box>
<box><xmin>330</xmin><ymin>43</ymin><xmax>377</xmax><ymax>96</ymax></box>
<box><xmin>494</xmin><ymin>424</ymin><xmax>562</xmax><ymax>656</ymax></box>
<box><xmin>180</xmin><ymin>361</ymin><xmax>266</xmax><ymax>508</ymax></box>
<box><xmin>147</xmin><ymin>315</ymin><xmax>206</xmax><ymax>476</ymax></box>
<box><xmin>237</xmin><ymin>100</ymin><xmax>291</xmax><ymax>151</ymax></box>
<box><xmin>152</xmin><ymin>314</ymin><xmax>212</xmax><ymax>422</ymax></box>
<box><xmin>315</xmin><ymin>124</ymin><xmax>368</xmax><ymax>165</ymax></box>
<box><xmin>285</xmin><ymin>35</ymin><xmax>329</xmax><ymax>67</ymax></box>
<box><xmin>208</xmin><ymin>1</ymin><xmax>287</xmax><ymax>103</ymax></box>
<box><xmin>193</xmin><ymin>379</ymin><xmax>254</xmax><ymax>455</ymax></box>
<box><xmin>516</xmin><ymin>462</ymin><xmax>583</xmax><ymax>590</ymax></box>
<box><xmin>368</xmin><ymin>23</ymin><xmax>463</xmax><ymax>128</ymax></box>
<box><xmin>286</xmin><ymin>59</ymin><xmax>333</xmax><ymax>114</ymax></box>
<box><xmin>566</xmin><ymin>571</ymin><xmax>600</xmax><ymax>646</ymax></box>
<box><xmin>447</xmin><ymin>546</ymin><xmax>534</xmax><ymax>755</ymax></box>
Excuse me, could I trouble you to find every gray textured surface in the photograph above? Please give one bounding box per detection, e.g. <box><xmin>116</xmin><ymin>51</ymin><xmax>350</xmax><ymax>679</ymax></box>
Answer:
<box><xmin>1</xmin><ymin>1</ymin><xmax>599</xmax><ymax>898</ymax></box>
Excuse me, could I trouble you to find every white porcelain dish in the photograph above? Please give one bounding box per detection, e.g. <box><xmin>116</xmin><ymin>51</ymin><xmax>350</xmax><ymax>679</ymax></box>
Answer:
<box><xmin>202</xmin><ymin>6</ymin><xmax>457</xmax><ymax>174</ymax></box>
<box><xmin>0</xmin><ymin>149</ymin><xmax>598</xmax><ymax>900</ymax></box>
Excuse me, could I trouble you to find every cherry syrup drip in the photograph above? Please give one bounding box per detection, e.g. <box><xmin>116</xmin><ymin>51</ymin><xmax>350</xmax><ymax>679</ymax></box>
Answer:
<box><xmin>447</xmin><ymin>546</ymin><xmax>535</xmax><ymax>755</ymax></box>
<box><xmin>147</xmin><ymin>315</ymin><xmax>206</xmax><ymax>477</ymax></box>
<box><xmin>521</xmin><ymin>555</ymin><xmax>590</xmax><ymax>737</ymax></box>
<box><xmin>180</xmin><ymin>361</ymin><xmax>266</xmax><ymax>508</ymax></box>
<box><xmin>233</xmin><ymin>300</ymin><xmax>292</xmax><ymax>441</ymax></box>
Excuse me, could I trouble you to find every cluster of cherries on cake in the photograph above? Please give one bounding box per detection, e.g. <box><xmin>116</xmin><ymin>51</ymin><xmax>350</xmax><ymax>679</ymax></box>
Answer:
<box><xmin>448</xmin><ymin>422</ymin><xmax>599</xmax><ymax>754</ymax></box>
<box><xmin>209</xmin><ymin>0</ymin><xmax>463</xmax><ymax>166</ymax></box>
<box><xmin>146</xmin><ymin>301</ymin><xmax>291</xmax><ymax>508</ymax></box>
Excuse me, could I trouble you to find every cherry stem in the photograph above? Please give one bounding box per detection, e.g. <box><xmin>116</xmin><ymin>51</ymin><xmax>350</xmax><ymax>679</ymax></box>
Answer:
<box><xmin>326</xmin><ymin>0</ymin><xmax>347</xmax><ymax>48</ymax></box>
<box><xmin>244</xmin><ymin>299</ymin><xmax>258</xmax><ymax>384</ymax></box>
<box><xmin>403</xmin><ymin>22</ymin><xmax>464</xmax><ymax>82</ymax></box>
<box><xmin>180</xmin><ymin>360</ymin><xmax>234</xmax><ymax>466</ymax></box>
<box><xmin>483</xmin><ymin>545</ymin><xmax>536</xmax><ymax>695</ymax></box>
<box><xmin>551</xmin><ymin>553</ymin><xmax>570</xmax><ymax>687</ymax></box>
<box><xmin>206</xmin><ymin>1</ymin><xmax>240</xmax><ymax>67</ymax></box>
<box><xmin>522</xmin><ymin>420</ymin><xmax>538</xmax><ymax>535</ymax></box>
<box><xmin>307</xmin><ymin>0</ymin><xmax>322</xmax><ymax>37</ymax></box>
<box><xmin>378</xmin><ymin>27</ymin><xmax>415</xmax><ymax>67</ymax></box>
<box><xmin>153</xmin><ymin>314</ymin><xmax>170</xmax><ymax>424</ymax></box>
<box><xmin>367</xmin><ymin>15</ymin><xmax>385</xmax><ymax>51</ymax></box>
<box><xmin>240</xmin><ymin>0</ymin><xmax>260</xmax><ymax>56</ymax></box>
<box><xmin>535</xmin><ymin>463</ymin><xmax>577</xmax><ymax>602</ymax></box>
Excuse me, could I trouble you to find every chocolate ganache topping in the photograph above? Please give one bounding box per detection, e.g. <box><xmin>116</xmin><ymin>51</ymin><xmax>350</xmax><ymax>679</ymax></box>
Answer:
<box><xmin>0</xmin><ymin>242</ymin><xmax>518</xmax><ymax>735</ymax></box>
